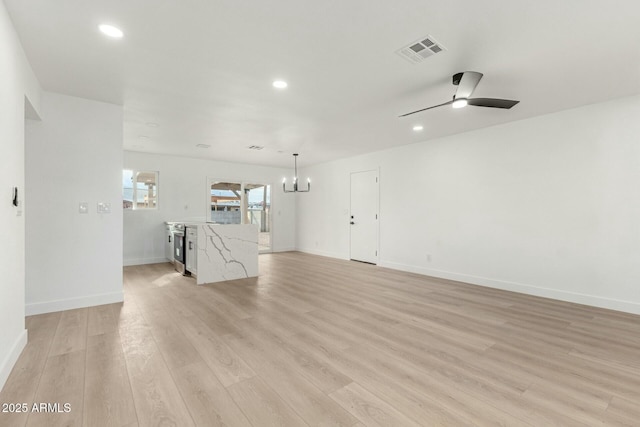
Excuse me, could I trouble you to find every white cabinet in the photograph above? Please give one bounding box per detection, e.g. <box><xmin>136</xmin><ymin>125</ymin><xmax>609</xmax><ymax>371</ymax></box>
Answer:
<box><xmin>185</xmin><ymin>226</ymin><xmax>197</xmax><ymax>275</ymax></box>
<box><xmin>165</xmin><ymin>224</ymin><xmax>174</xmax><ymax>263</ymax></box>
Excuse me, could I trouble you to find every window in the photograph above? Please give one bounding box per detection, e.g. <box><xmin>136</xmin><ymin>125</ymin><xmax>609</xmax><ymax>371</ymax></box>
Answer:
<box><xmin>123</xmin><ymin>170</ymin><xmax>159</xmax><ymax>209</ymax></box>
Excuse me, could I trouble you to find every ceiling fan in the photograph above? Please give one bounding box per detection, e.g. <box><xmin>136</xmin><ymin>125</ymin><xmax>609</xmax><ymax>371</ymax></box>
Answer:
<box><xmin>400</xmin><ymin>71</ymin><xmax>519</xmax><ymax>117</ymax></box>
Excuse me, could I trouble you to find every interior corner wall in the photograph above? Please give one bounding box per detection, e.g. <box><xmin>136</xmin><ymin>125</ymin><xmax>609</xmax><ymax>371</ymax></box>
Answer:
<box><xmin>296</xmin><ymin>95</ymin><xmax>640</xmax><ymax>314</ymax></box>
<box><xmin>25</xmin><ymin>92</ymin><xmax>124</xmax><ymax>315</ymax></box>
<box><xmin>0</xmin><ymin>1</ymin><xmax>41</xmax><ymax>391</ymax></box>
<box><xmin>123</xmin><ymin>151</ymin><xmax>296</xmax><ymax>266</ymax></box>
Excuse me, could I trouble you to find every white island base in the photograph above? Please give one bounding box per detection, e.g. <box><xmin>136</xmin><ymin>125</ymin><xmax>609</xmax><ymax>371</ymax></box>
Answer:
<box><xmin>195</xmin><ymin>224</ymin><xmax>259</xmax><ymax>284</ymax></box>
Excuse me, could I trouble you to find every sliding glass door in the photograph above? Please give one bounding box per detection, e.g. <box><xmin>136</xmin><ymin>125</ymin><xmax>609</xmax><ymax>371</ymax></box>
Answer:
<box><xmin>207</xmin><ymin>180</ymin><xmax>272</xmax><ymax>252</ymax></box>
<box><xmin>209</xmin><ymin>181</ymin><xmax>242</xmax><ymax>224</ymax></box>
<box><xmin>245</xmin><ymin>184</ymin><xmax>271</xmax><ymax>253</ymax></box>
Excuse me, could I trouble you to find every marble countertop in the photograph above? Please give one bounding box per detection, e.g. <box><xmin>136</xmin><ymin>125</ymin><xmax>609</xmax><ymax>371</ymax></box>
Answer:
<box><xmin>196</xmin><ymin>223</ymin><xmax>259</xmax><ymax>284</ymax></box>
<box><xmin>165</xmin><ymin>220</ymin><xmax>208</xmax><ymax>226</ymax></box>
<box><xmin>166</xmin><ymin>220</ymin><xmax>237</xmax><ymax>226</ymax></box>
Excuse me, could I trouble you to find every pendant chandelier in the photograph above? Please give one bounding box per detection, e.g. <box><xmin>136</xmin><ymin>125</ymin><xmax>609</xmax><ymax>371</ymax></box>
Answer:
<box><xmin>283</xmin><ymin>153</ymin><xmax>310</xmax><ymax>193</ymax></box>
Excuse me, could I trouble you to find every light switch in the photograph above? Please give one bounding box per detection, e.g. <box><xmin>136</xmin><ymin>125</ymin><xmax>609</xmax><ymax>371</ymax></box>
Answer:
<box><xmin>97</xmin><ymin>202</ymin><xmax>111</xmax><ymax>214</ymax></box>
<box><xmin>79</xmin><ymin>202</ymin><xmax>89</xmax><ymax>214</ymax></box>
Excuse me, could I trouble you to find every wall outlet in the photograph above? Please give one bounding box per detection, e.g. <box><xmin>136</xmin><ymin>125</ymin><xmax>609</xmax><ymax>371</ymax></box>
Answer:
<box><xmin>426</xmin><ymin>253</ymin><xmax>432</xmax><ymax>262</ymax></box>
<box><xmin>97</xmin><ymin>202</ymin><xmax>111</xmax><ymax>214</ymax></box>
<box><xmin>79</xmin><ymin>202</ymin><xmax>89</xmax><ymax>214</ymax></box>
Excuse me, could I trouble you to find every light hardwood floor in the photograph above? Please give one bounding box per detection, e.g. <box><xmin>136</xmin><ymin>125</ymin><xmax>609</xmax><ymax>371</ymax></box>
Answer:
<box><xmin>2</xmin><ymin>252</ymin><xmax>640</xmax><ymax>426</ymax></box>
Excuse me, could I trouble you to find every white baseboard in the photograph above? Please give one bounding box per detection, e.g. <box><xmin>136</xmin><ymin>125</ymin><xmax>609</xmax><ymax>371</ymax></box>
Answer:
<box><xmin>271</xmin><ymin>247</ymin><xmax>297</xmax><ymax>253</ymax></box>
<box><xmin>25</xmin><ymin>291</ymin><xmax>124</xmax><ymax>316</ymax></box>
<box><xmin>296</xmin><ymin>247</ymin><xmax>350</xmax><ymax>260</ymax></box>
<box><xmin>124</xmin><ymin>257</ymin><xmax>169</xmax><ymax>266</ymax></box>
<box><xmin>379</xmin><ymin>260</ymin><xmax>640</xmax><ymax>315</ymax></box>
<box><xmin>0</xmin><ymin>329</ymin><xmax>28</xmax><ymax>392</ymax></box>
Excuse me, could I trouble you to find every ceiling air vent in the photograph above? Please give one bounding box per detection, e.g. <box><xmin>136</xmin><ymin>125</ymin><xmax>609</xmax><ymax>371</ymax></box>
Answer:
<box><xmin>396</xmin><ymin>34</ymin><xmax>447</xmax><ymax>64</ymax></box>
<box><xmin>196</xmin><ymin>144</ymin><xmax>211</xmax><ymax>148</ymax></box>
<box><xmin>247</xmin><ymin>145</ymin><xmax>264</xmax><ymax>150</ymax></box>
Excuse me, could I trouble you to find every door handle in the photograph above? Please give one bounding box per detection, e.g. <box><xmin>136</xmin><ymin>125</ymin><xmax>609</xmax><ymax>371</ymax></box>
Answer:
<box><xmin>188</xmin><ymin>241</ymin><xmax>193</xmax><ymax>250</ymax></box>
<box><xmin>168</xmin><ymin>235</ymin><xmax>172</xmax><ymax>243</ymax></box>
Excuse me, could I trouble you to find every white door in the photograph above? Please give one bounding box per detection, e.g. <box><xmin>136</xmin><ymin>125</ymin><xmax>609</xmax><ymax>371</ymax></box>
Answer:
<box><xmin>350</xmin><ymin>170</ymin><xmax>379</xmax><ymax>264</ymax></box>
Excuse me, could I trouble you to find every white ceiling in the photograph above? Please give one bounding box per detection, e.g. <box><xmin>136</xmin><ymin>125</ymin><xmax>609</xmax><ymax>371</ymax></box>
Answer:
<box><xmin>6</xmin><ymin>0</ymin><xmax>640</xmax><ymax>168</ymax></box>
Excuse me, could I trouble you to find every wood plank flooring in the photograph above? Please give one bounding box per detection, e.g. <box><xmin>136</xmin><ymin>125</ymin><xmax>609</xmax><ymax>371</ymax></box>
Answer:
<box><xmin>2</xmin><ymin>251</ymin><xmax>640</xmax><ymax>426</ymax></box>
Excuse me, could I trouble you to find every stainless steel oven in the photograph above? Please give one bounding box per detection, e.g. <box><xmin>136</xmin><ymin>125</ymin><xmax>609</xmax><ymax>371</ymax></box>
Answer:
<box><xmin>173</xmin><ymin>224</ymin><xmax>186</xmax><ymax>275</ymax></box>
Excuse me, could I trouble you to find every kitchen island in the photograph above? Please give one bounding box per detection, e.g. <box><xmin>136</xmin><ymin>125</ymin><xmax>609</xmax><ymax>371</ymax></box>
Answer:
<box><xmin>195</xmin><ymin>223</ymin><xmax>258</xmax><ymax>284</ymax></box>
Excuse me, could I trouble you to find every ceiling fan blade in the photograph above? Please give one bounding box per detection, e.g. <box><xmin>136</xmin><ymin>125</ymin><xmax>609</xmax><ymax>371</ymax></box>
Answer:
<box><xmin>454</xmin><ymin>71</ymin><xmax>483</xmax><ymax>99</ymax></box>
<box><xmin>467</xmin><ymin>98</ymin><xmax>520</xmax><ymax>109</ymax></box>
<box><xmin>399</xmin><ymin>100</ymin><xmax>453</xmax><ymax>117</ymax></box>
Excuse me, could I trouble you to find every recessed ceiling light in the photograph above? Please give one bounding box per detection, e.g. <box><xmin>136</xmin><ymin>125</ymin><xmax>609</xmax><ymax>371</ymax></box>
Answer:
<box><xmin>413</xmin><ymin>125</ymin><xmax>424</xmax><ymax>131</ymax></box>
<box><xmin>99</xmin><ymin>24</ymin><xmax>124</xmax><ymax>39</ymax></box>
<box><xmin>272</xmin><ymin>80</ymin><xmax>288</xmax><ymax>89</ymax></box>
<box><xmin>146</xmin><ymin>122</ymin><xmax>159</xmax><ymax>127</ymax></box>
<box><xmin>452</xmin><ymin>98</ymin><xmax>468</xmax><ymax>109</ymax></box>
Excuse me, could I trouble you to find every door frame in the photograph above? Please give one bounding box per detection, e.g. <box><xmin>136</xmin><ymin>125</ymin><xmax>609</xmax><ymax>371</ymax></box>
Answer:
<box><xmin>349</xmin><ymin>167</ymin><xmax>380</xmax><ymax>264</ymax></box>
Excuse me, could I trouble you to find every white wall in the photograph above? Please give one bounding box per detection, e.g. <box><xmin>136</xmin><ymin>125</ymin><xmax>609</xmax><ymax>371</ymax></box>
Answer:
<box><xmin>123</xmin><ymin>151</ymin><xmax>296</xmax><ymax>265</ymax></box>
<box><xmin>25</xmin><ymin>92</ymin><xmax>124</xmax><ymax>315</ymax></box>
<box><xmin>0</xmin><ymin>1</ymin><xmax>41</xmax><ymax>391</ymax></box>
<box><xmin>297</xmin><ymin>95</ymin><xmax>640</xmax><ymax>314</ymax></box>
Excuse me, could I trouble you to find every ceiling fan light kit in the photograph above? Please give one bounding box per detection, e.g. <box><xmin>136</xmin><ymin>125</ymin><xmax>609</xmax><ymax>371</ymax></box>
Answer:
<box><xmin>400</xmin><ymin>71</ymin><xmax>520</xmax><ymax>117</ymax></box>
<box><xmin>283</xmin><ymin>153</ymin><xmax>310</xmax><ymax>193</ymax></box>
